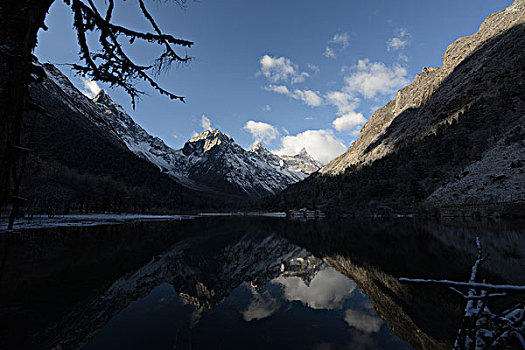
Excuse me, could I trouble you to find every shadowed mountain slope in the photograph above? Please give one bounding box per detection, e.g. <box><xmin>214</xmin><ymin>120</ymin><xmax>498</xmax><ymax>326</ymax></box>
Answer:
<box><xmin>272</xmin><ymin>1</ymin><xmax>525</xmax><ymax>215</ymax></box>
<box><xmin>21</xmin><ymin>64</ymin><xmax>230</xmax><ymax>213</ymax></box>
<box><xmin>94</xmin><ymin>87</ymin><xmax>319</xmax><ymax>198</ymax></box>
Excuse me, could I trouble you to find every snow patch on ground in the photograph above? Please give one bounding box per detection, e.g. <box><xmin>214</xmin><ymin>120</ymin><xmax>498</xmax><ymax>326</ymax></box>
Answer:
<box><xmin>0</xmin><ymin>212</ymin><xmax>288</xmax><ymax>231</ymax></box>
<box><xmin>0</xmin><ymin>214</ymin><xmax>195</xmax><ymax>232</ymax></box>
<box><xmin>427</xmin><ymin>140</ymin><xmax>525</xmax><ymax>206</ymax></box>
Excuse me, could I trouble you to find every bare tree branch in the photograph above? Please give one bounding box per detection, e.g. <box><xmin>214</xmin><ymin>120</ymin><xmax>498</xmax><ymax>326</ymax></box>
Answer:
<box><xmin>399</xmin><ymin>237</ymin><xmax>525</xmax><ymax>349</ymax></box>
<box><xmin>67</xmin><ymin>0</ymin><xmax>194</xmax><ymax>107</ymax></box>
<box><xmin>399</xmin><ymin>278</ymin><xmax>525</xmax><ymax>293</ymax></box>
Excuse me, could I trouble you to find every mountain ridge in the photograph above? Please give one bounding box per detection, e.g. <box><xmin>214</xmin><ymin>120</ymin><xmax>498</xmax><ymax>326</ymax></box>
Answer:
<box><xmin>275</xmin><ymin>1</ymin><xmax>525</xmax><ymax>215</ymax></box>
<box><xmin>30</xmin><ymin>65</ymin><xmax>321</xmax><ymax>202</ymax></box>
<box><xmin>21</xmin><ymin>63</ymin><xmax>225</xmax><ymax>213</ymax></box>
<box><xmin>91</xmin><ymin>88</ymin><xmax>321</xmax><ymax>198</ymax></box>
<box><xmin>321</xmin><ymin>0</ymin><xmax>525</xmax><ymax>176</ymax></box>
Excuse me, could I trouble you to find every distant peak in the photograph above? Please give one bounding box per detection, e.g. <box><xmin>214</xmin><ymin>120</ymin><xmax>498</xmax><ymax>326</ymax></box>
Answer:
<box><xmin>183</xmin><ymin>129</ymin><xmax>236</xmax><ymax>156</ymax></box>
<box><xmin>249</xmin><ymin>141</ymin><xmax>268</xmax><ymax>153</ymax></box>
<box><xmin>295</xmin><ymin>148</ymin><xmax>316</xmax><ymax>161</ymax></box>
<box><xmin>93</xmin><ymin>89</ymin><xmax>105</xmax><ymax>100</ymax></box>
<box><xmin>92</xmin><ymin>89</ymin><xmax>113</xmax><ymax>105</ymax></box>
<box><xmin>190</xmin><ymin>129</ymin><xmax>233</xmax><ymax>143</ymax></box>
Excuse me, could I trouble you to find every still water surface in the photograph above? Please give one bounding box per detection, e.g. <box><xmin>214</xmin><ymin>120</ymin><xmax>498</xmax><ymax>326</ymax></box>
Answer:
<box><xmin>0</xmin><ymin>217</ymin><xmax>523</xmax><ymax>349</ymax></box>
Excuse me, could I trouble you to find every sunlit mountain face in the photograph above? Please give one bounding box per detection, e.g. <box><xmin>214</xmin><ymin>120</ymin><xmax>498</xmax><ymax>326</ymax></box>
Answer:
<box><xmin>1</xmin><ymin>2</ymin><xmax>524</xmax><ymax>350</ymax></box>
<box><xmin>81</xmin><ymin>261</ymin><xmax>399</xmax><ymax>350</ymax></box>
<box><xmin>1</xmin><ymin>217</ymin><xmax>523</xmax><ymax>350</ymax></box>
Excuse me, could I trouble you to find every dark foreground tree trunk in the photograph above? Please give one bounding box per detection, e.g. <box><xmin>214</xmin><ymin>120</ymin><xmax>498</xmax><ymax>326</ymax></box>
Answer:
<box><xmin>0</xmin><ymin>0</ymin><xmax>54</xmax><ymax>211</ymax></box>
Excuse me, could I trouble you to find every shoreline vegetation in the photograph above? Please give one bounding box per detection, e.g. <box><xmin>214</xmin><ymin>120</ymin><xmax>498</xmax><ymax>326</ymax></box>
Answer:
<box><xmin>0</xmin><ymin>212</ymin><xmax>286</xmax><ymax>232</ymax></box>
<box><xmin>1</xmin><ymin>203</ymin><xmax>524</xmax><ymax>232</ymax></box>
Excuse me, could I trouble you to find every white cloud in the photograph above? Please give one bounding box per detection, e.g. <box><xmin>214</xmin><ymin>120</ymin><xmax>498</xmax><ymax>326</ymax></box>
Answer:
<box><xmin>325</xmin><ymin>91</ymin><xmax>359</xmax><ymax>115</ymax></box>
<box><xmin>274</xmin><ymin>129</ymin><xmax>347</xmax><ymax>164</ymax></box>
<box><xmin>273</xmin><ymin>267</ymin><xmax>356</xmax><ymax>310</ymax></box>
<box><xmin>81</xmin><ymin>77</ymin><xmax>101</xmax><ymax>98</ymax></box>
<box><xmin>344</xmin><ymin>309</ymin><xmax>383</xmax><ymax>333</ymax></box>
<box><xmin>292</xmin><ymin>89</ymin><xmax>323</xmax><ymax>107</ymax></box>
<box><xmin>308</xmin><ymin>64</ymin><xmax>320</xmax><ymax>74</ymax></box>
<box><xmin>244</xmin><ymin>120</ymin><xmax>280</xmax><ymax>145</ymax></box>
<box><xmin>330</xmin><ymin>33</ymin><xmax>350</xmax><ymax>48</ymax></box>
<box><xmin>387</xmin><ymin>28</ymin><xmax>409</xmax><ymax>52</ymax></box>
<box><xmin>343</xmin><ymin>59</ymin><xmax>409</xmax><ymax>99</ymax></box>
<box><xmin>324</xmin><ymin>32</ymin><xmax>350</xmax><ymax>59</ymax></box>
<box><xmin>266</xmin><ymin>85</ymin><xmax>323</xmax><ymax>107</ymax></box>
<box><xmin>398</xmin><ymin>53</ymin><xmax>409</xmax><ymax>62</ymax></box>
<box><xmin>263</xmin><ymin>104</ymin><xmax>272</xmax><ymax>112</ymax></box>
<box><xmin>324</xmin><ymin>59</ymin><xmax>408</xmax><ymax>133</ymax></box>
<box><xmin>242</xmin><ymin>289</ymin><xmax>280</xmax><ymax>322</ymax></box>
<box><xmin>326</xmin><ymin>91</ymin><xmax>366</xmax><ymax>132</ymax></box>
<box><xmin>333</xmin><ymin>112</ymin><xmax>366</xmax><ymax>131</ymax></box>
<box><xmin>387</xmin><ymin>37</ymin><xmax>408</xmax><ymax>51</ymax></box>
<box><xmin>201</xmin><ymin>114</ymin><xmax>212</xmax><ymax>130</ymax></box>
<box><xmin>324</xmin><ymin>46</ymin><xmax>337</xmax><ymax>59</ymax></box>
<box><xmin>259</xmin><ymin>55</ymin><xmax>310</xmax><ymax>84</ymax></box>
<box><xmin>265</xmin><ymin>84</ymin><xmax>290</xmax><ymax>95</ymax></box>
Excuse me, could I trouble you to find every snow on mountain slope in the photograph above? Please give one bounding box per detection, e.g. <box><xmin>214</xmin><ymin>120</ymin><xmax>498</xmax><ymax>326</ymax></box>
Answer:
<box><xmin>91</xmin><ymin>90</ymin><xmax>204</xmax><ymax>190</ymax></box>
<box><xmin>250</xmin><ymin>142</ymin><xmax>320</xmax><ymax>176</ymax></box>
<box><xmin>91</xmin><ymin>89</ymin><xmax>319</xmax><ymax>197</ymax></box>
<box><xmin>426</xmin><ymin>135</ymin><xmax>525</xmax><ymax>206</ymax></box>
<box><xmin>279</xmin><ymin>2</ymin><xmax>525</xmax><ymax>213</ymax></box>
<box><xmin>279</xmin><ymin>147</ymin><xmax>322</xmax><ymax>175</ymax></box>
<box><xmin>181</xmin><ymin>130</ymin><xmax>309</xmax><ymax>197</ymax></box>
<box><xmin>43</xmin><ymin>64</ymin><xmax>320</xmax><ymax>198</ymax></box>
<box><xmin>42</xmin><ymin>64</ymin><xmax>120</xmax><ymax>134</ymax></box>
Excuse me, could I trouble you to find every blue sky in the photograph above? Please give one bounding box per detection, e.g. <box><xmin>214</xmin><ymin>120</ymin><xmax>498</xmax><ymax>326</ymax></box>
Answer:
<box><xmin>36</xmin><ymin>0</ymin><xmax>512</xmax><ymax>163</ymax></box>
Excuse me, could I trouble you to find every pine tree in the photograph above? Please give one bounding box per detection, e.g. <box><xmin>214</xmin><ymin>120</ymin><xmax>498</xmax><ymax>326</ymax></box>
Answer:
<box><xmin>0</xmin><ymin>0</ymin><xmax>193</xmax><ymax>218</ymax></box>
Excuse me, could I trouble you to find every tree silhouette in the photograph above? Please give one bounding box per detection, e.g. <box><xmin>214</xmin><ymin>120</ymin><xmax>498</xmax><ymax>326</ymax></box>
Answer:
<box><xmin>0</xmin><ymin>0</ymin><xmax>193</xmax><ymax>213</ymax></box>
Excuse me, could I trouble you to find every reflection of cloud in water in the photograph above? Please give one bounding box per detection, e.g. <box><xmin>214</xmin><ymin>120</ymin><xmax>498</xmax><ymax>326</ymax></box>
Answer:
<box><xmin>344</xmin><ymin>309</ymin><xmax>383</xmax><ymax>333</ymax></box>
<box><xmin>243</xmin><ymin>288</ymin><xmax>280</xmax><ymax>322</ymax></box>
<box><xmin>273</xmin><ymin>267</ymin><xmax>356</xmax><ymax>310</ymax></box>
<box><xmin>190</xmin><ymin>308</ymin><xmax>204</xmax><ymax>328</ymax></box>
<box><xmin>349</xmin><ymin>331</ymin><xmax>376</xmax><ymax>350</ymax></box>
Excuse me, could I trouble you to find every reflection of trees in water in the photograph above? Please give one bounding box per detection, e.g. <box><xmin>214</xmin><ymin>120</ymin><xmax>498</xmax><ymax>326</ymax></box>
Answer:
<box><xmin>400</xmin><ymin>237</ymin><xmax>525</xmax><ymax>349</ymax></box>
<box><xmin>1</xmin><ymin>217</ymin><xmax>522</xmax><ymax>350</ymax></box>
<box><xmin>281</xmin><ymin>218</ymin><xmax>525</xmax><ymax>350</ymax></box>
<box><xmin>0</xmin><ymin>221</ymin><xmax>188</xmax><ymax>349</ymax></box>
<box><xmin>19</xmin><ymin>225</ymin><xmax>318</xmax><ymax>349</ymax></box>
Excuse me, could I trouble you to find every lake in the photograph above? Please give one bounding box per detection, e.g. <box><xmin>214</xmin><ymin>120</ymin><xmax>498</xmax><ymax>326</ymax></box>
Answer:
<box><xmin>0</xmin><ymin>216</ymin><xmax>523</xmax><ymax>349</ymax></box>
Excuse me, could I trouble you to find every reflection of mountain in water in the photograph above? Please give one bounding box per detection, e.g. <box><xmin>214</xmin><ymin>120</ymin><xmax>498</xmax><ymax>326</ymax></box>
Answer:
<box><xmin>107</xmin><ymin>232</ymin><xmax>316</xmax><ymax>309</ymax></box>
<box><xmin>33</xmin><ymin>230</ymin><xmax>338</xmax><ymax>349</ymax></box>
<box><xmin>282</xmin><ymin>219</ymin><xmax>525</xmax><ymax>350</ymax></box>
<box><xmin>1</xmin><ymin>217</ymin><xmax>522</xmax><ymax>350</ymax></box>
<box><xmin>80</xmin><ymin>236</ymin><xmax>404</xmax><ymax>350</ymax></box>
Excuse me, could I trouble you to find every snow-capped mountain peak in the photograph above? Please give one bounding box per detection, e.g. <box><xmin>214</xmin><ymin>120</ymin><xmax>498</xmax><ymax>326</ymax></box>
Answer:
<box><xmin>39</xmin><ymin>66</ymin><xmax>321</xmax><ymax>197</ymax></box>
<box><xmin>248</xmin><ymin>141</ymin><xmax>265</xmax><ymax>152</ymax></box>
<box><xmin>89</xmin><ymin>87</ymin><xmax>315</xmax><ymax>197</ymax></box>
<box><xmin>93</xmin><ymin>89</ymin><xmax>128</xmax><ymax>116</ymax></box>
<box><xmin>298</xmin><ymin>147</ymin><xmax>309</xmax><ymax>157</ymax></box>
<box><xmin>183</xmin><ymin>129</ymin><xmax>235</xmax><ymax>156</ymax></box>
<box><xmin>93</xmin><ymin>89</ymin><xmax>111</xmax><ymax>105</ymax></box>
<box><xmin>190</xmin><ymin>129</ymin><xmax>233</xmax><ymax>142</ymax></box>
<box><xmin>248</xmin><ymin>142</ymin><xmax>288</xmax><ymax>170</ymax></box>
<box><xmin>248</xmin><ymin>144</ymin><xmax>321</xmax><ymax>175</ymax></box>
<box><xmin>248</xmin><ymin>142</ymin><xmax>275</xmax><ymax>158</ymax></box>
<box><xmin>279</xmin><ymin>148</ymin><xmax>322</xmax><ymax>175</ymax></box>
